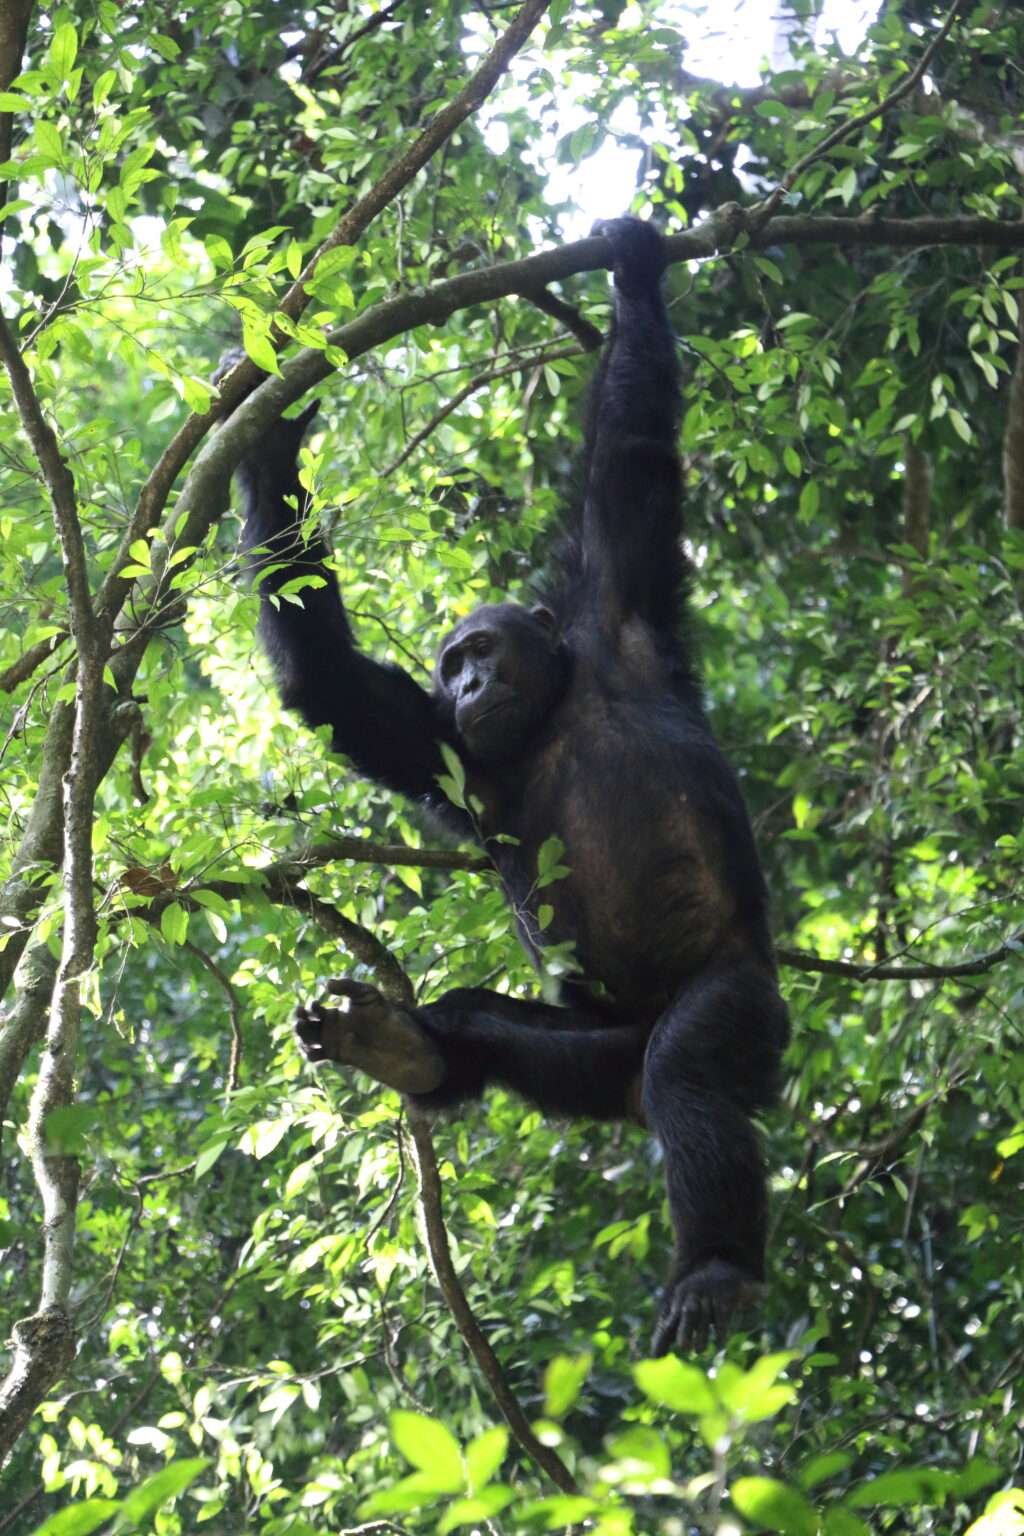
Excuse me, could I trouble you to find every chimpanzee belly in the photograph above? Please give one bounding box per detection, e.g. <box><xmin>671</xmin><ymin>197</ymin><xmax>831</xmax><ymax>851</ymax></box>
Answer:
<box><xmin>493</xmin><ymin>692</ymin><xmax>744</xmax><ymax>1008</ymax></box>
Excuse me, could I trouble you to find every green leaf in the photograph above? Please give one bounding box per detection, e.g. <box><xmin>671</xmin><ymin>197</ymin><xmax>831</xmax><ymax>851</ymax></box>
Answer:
<box><xmin>30</xmin><ymin>1502</ymin><xmax>121</xmax><ymax>1536</ymax></box>
<box><xmin>390</xmin><ymin>1411</ymin><xmax>463</xmax><ymax>1488</ymax></box>
<box><xmin>194</xmin><ymin>1139</ymin><xmax>228</xmax><ymax>1179</ymax></box>
<box><xmin>359</xmin><ymin>1471</ymin><xmax>458</xmax><ymax>1519</ymax></box>
<box><xmin>241</xmin><ymin>320</ymin><xmax>280</xmax><ymax>376</ymax></box>
<box><xmin>964</xmin><ymin>1489</ymin><xmax>1024</xmax><ymax>1536</ymax></box>
<box><xmin>437</xmin><ymin>742</ymin><xmax>467</xmax><ymax>809</ymax></box>
<box><xmin>846</xmin><ymin>1468</ymin><xmax>953</xmax><ymax>1509</ymax></box>
<box><xmin>48</xmin><ymin>24</ymin><xmax>79</xmax><ymax>82</ymax></box>
<box><xmin>438</xmin><ymin>1488</ymin><xmax>513</xmax><ymax>1534</ymax></box>
<box><xmin>115</xmin><ymin>1458</ymin><xmax>210</xmax><ymax>1527</ymax></box>
<box><xmin>605</xmin><ymin>1426</ymin><xmax>671</xmax><ymax>1480</ymax></box>
<box><xmin>634</xmin><ymin>1356</ymin><xmax>717</xmax><ymax>1414</ymax></box>
<box><xmin>543</xmin><ymin>1353</ymin><xmax>591</xmax><ymax>1417</ymax></box>
<box><xmin>798</xmin><ymin>1451</ymin><xmax>853</xmax><ymax>1490</ymax></box>
<box><xmin>798</xmin><ymin>480</ymin><xmax>820</xmax><ymax>522</ymax></box>
<box><xmin>35</xmin><ymin>120</ymin><xmax>64</xmax><ymax>164</ymax></box>
<box><xmin>731</xmin><ymin>1476</ymin><xmax>819</xmax><ymax>1535</ymax></box>
<box><xmin>465</xmin><ymin>1427</ymin><xmax>508</xmax><ymax>1492</ymax></box>
<box><xmin>949</xmin><ymin>408</ymin><xmax>972</xmax><ymax>442</ymax></box>
<box><xmin>160</xmin><ymin>901</ymin><xmax>188</xmax><ymax>946</ymax></box>
<box><xmin>823</xmin><ymin>1512</ymin><xmax>871</xmax><ymax>1536</ymax></box>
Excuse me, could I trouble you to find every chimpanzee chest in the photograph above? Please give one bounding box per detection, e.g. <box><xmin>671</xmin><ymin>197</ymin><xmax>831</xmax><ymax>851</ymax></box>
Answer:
<box><xmin>488</xmin><ymin>685</ymin><xmax>739</xmax><ymax>1007</ymax></box>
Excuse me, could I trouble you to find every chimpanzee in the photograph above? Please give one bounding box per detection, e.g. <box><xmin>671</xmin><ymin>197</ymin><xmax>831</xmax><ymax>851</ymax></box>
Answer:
<box><xmin>232</xmin><ymin>217</ymin><xmax>790</xmax><ymax>1353</ymax></box>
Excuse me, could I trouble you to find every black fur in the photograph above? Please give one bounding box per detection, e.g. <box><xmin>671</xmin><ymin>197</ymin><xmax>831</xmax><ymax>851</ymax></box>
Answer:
<box><xmin>232</xmin><ymin>217</ymin><xmax>790</xmax><ymax>1354</ymax></box>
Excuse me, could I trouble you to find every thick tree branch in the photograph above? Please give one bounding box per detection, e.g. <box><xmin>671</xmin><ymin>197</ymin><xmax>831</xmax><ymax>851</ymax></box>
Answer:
<box><xmin>0</xmin><ymin>630</ymin><xmax>69</xmax><ymax>693</ymax></box>
<box><xmin>0</xmin><ymin>311</ymin><xmax>106</xmax><ymax>1464</ymax></box>
<box><xmin>0</xmin><ymin>937</ymin><xmax>57</xmax><ymax>1151</ymax></box>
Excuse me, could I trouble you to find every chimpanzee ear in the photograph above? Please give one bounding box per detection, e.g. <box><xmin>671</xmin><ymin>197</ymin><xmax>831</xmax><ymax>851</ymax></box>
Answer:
<box><xmin>530</xmin><ymin>604</ymin><xmax>558</xmax><ymax>632</ymax></box>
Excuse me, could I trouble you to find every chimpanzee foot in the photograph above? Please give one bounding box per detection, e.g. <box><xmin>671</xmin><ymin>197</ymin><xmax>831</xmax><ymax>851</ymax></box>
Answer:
<box><xmin>590</xmin><ymin>216</ymin><xmax>666</xmax><ymax>295</ymax></box>
<box><xmin>294</xmin><ymin>978</ymin><xmax>445</xmax><ymax>1095</ymax></box>
<box><xmin>651</xmin><ymin>1258</ymin><xmax>760</xmax><ymax>1356</ymax></box>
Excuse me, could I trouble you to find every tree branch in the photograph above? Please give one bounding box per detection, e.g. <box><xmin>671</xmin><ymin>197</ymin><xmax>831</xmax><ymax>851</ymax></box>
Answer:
<box><xmin>295</xmin><ymin>923</ymin><xmax>577</xmax><ymax>1493</ymax></box>
<box><xmin>0</xmin><ymin>630</ymin><xmax>69</xmax><ymax>693</ymax></box>
<box><xmin>280</xmin><ymin>0</ymin><xmax>552</xmax><ymax>325</ymax></box>
<box><xmin>381</xmin><ymin>342</ymin><xmax>583</xmax><ymax>476</ymax></box>
<box><xmin>405</xmin><ymin>1110</ymin><xmax>579</xmax><ymax>1493</ymax></box>
<box><xmin>776</xmin><ymin>929</ymin><xmax>1023</xmax><ymax>981</ymax></box>
<box><xmin>0</xmin><ymin>937</ymin><xmax>57</xmax><ymax>1154</ymax></box>
<box><xmin>210</xmin><ymin>0</ymin><xmax>555</xmax><ymax>446</ymax></box>
<box><xmin>755</xmin><ymin>0</ymin><xmax>963</xmax><ymax>225</ymax></box>
<box><xmin>270</xmin><ymin>838</ymin><xmax>490</xmax><ymax>874</ymax></box>
<box><xmin>1004</xmin><ymin>263</ymin><xmax>1024</xmax><ymax>532</ymax></box>
<box><xmin>0</xmin><ymin>309</ymin><xmax>106</xmax><ymax>1464</ymax></box>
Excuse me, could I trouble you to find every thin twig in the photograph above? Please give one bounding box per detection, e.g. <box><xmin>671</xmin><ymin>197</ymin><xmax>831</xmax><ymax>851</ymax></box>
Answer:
<box><xmin>754</xmin><ymin>0</ymin><xmax>963</xmax><ymax>227</ymax></box>
<box><xmin>776</xmin><ymin>928</ymin><xmax>1023</xmax><ymax>981</ymax></box>
<box><xmin>381</xmin><ymin>342</ymin><xmax>581</xmax><ymax>476</ymax></box>
<box><xmin>184</xmin><ymin>941</ymin><xmax>244</xmax><ymax>1097</ymax></box>
<box><xmin>277</xmin><ymin>0</ymin><xmax>554</xmax><ymax>327</ymax></box>
<box><xmin>343</xmin><ymin>939</ymin><xmax>577</xmax><ymax>1492</ymax></box>
<box><xmin>405</xmin><ymin>1108</ymin><xmax>579</xmax><ymax>1493</ymax></box>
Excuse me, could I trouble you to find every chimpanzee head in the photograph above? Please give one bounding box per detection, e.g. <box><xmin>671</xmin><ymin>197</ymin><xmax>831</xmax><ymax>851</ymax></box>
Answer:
<box><xmin>434</xmin><ymin>602</ymin><xmax>569</xmax><ymax>763</ymax></box>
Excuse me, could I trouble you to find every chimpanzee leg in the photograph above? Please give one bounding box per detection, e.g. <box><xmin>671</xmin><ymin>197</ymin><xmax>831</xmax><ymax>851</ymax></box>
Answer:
<box><xmin>412</xmin><ymin>987</ymin><xmax>647</xmax><ymax>1120</ymax></box>
<box><xmin>642</xmin><ymin>960</ymin><xmax>790</xmax><ymax>1354</ymax></box>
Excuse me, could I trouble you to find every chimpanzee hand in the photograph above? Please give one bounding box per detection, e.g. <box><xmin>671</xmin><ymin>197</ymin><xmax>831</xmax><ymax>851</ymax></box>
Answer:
<box><xmin>651</xmin><ymin>1258</ymin><xmax>760</xmax><ymax>1355</ymax></box>
<box><xmin>294</xmin><ymin>978</ymin><xmax>444</xmax><ymax>1095</ymax></box>
<box><xmin>590</xmin><ymin>216</ymin><xmax>667</xmax><ymax>297</ymax></box>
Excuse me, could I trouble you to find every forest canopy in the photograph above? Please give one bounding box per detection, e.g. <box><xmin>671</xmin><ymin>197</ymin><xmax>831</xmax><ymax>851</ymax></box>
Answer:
<box><xmin>0</xmin><ymin>1</ymin><xmax>1023</xmax><ymax>1532</ymax></box>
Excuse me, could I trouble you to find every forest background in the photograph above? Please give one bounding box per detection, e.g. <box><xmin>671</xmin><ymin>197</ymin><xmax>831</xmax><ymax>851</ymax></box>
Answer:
<box><xmin>0</xmin><ymin>0</ymin><xmax>1022</xmax><ymax>1531</ymax></box>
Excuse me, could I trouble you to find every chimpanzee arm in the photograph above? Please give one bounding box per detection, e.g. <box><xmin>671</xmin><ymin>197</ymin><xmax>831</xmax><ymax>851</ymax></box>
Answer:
<box><xmin>580</xmin><ymin>218</ymin><xmax>685</xmax><ymax>638</ymax></box>
<box><xmin>236</xmin><ymin>403</ymin><xmax>449</xmax><ymax>803</ymax></box>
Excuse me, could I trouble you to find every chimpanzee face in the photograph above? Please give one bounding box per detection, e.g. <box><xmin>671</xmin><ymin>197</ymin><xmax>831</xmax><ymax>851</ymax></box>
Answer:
<box><xmin>434</xmin><ymin>602</ymin><xmax>568</xmax><ymax>763</ymax></box>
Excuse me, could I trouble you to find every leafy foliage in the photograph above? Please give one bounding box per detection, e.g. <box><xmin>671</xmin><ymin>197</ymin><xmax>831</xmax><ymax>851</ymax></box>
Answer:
<box><xmin>1</xmin><ymin>0</ymin><xmax>1023</xmax><ymax>1532</ymax></box>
